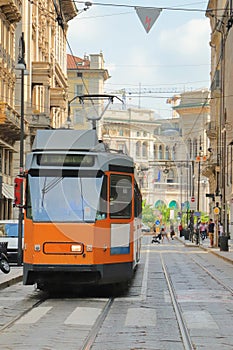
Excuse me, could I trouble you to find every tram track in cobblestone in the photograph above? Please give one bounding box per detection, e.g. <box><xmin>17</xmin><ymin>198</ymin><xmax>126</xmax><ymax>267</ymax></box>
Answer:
<box><xmin>0</xmin><ymin>285</ymin><xmax>114</xmax><ymax>350</ymax></box>
<box><xmin>160</xmin><ymin>254</ymin><xmax>195</xmax><ymax>350</ymax></box>
<box><xmin>0</xmin><ymin>292</ymin><xmax>49</xmax><ymax>333</ymax></box>
<box><xmin>191</xmin><ymin>256</ymin><xmax>233</xmax><ymax>295</ymax></box>
<box><xmin>80</xmin><ymin>297</ymin><xmax>114</xmax><ymax>350</ymax></box>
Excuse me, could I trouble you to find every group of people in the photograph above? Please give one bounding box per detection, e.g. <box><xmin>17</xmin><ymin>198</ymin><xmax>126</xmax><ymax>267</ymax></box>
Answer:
<box><xmin>151</xmin><ymin>218</ymin><xmax>223</xmax><ymax>247</ymax></box>
<box><xmin>178</xmin><ymin>218</ymin><xmax>222</xmax><ymax>248</ymax></box>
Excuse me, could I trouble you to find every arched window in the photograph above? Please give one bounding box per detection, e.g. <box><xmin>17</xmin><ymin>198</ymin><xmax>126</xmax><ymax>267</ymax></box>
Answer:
<box><xmin>136</xmin><ymin>141</ymin><xmax>141</xmax><ymax>157</ymax></box>
<box><xmin>165</xmin><ymin>146</ymin><xmax>169</xmax><ymax>160</ymax></box>
<box><xmin>142</xmin><ymin>142</ymin><xmax>147</xmax><ymax>158</ymax></box>
<box><xmin>153</xmin><ymin>144</ymin><xmax>157</xmax><ymax>160</ymax></box>
<box><xmin>158</xmin><ymin>145</ymin><xmax>163</xmax><ymax>159</ymax></box>
<box><xmin>172</xmin><ymin>144</ymin><xmax>176</xmax><ymax>160</ymax></box>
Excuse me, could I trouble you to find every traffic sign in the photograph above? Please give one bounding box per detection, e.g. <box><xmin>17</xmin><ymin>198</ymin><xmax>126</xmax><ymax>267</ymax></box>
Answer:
<box><xmin>214</xmin><ymin>207</ymin><xmax>220</xmax><ymax>215</ymax></box>
<box><xmin>155</xmin><ymin>220</ymin><xmax>160</xmax><ymax>225</ymax></box>
<box><xmin>191</xmin><ymin>197</ymin><xmax>195</xmax><ymax>202</ymax></box>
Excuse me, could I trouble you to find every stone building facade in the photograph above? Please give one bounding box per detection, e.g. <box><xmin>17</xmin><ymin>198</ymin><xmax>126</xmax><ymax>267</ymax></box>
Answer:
<box><xmin>206</xmin><ymin>0</ymin><xmax>233</xmax><ymax>235</ymax></box>
<box><xmin>102</xmin><ymin>90</ymin><xmax>210</xmax><ymax>214</ymax></box>
<box><xmin>67</xmin><ymin>52</ymin><xmax>110</xmax><ymax>131</ymax></box>
<box><xmin>0</xmin><ymin>0</ymin><xmax>77</xmax><ymax>219</ymax></box>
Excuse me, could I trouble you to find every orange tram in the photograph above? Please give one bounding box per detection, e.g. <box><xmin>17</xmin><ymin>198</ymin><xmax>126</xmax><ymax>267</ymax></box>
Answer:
<box><xmin>22</xmin><ymin>129</ymin><xmax>142</xmax><ymax>290</ymax></box>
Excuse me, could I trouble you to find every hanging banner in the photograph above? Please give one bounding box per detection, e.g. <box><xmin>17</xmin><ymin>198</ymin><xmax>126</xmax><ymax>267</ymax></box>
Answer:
<box><xmin>135</xmin><ymin>7</ymin><xmax>162</xmax><ymax>33</ymax></box>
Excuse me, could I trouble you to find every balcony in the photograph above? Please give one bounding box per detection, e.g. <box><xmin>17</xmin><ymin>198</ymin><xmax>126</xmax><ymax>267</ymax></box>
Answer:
<box><xmin>60</xmin><ymin>0</ymin><xmax>78</xmax><ymax>22</ymax></box>
<box><xmin>0</xmin><ymin>102</ymin><xmax>28</xmax><ymax>144</ymax></box>
<box><xmin>32</xmin><ymin>62</ymin><xmax>52</xmax><ymax>86</ymax></box>
<box><xmin>206</xmin><ymin>121</ymin><xmax>217</xmax><ymax>140</ymax></box>
<box><xmin>50</xmin><ymin>87</ymin><xmax>66</xmax><ymax>108</ymax></box>
<box><xmin>27</xmin><ymin>112</ymin><xmax>51</xmax><ymax>131</ymax></box>
<box><xmin>0</xmin><ymin>0</ymin><xmax>21</xmax><ymax>23</ymax></box>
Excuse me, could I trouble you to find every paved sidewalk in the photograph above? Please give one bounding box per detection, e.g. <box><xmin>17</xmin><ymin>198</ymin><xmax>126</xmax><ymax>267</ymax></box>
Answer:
<box><xmin>0</xmin><ymin>265</ymin><xmax>23</xmax><ymax>289</ymax></box>
<box><xmin>178</xmin><ymin>235</ymin><xmax>233</xmax><ymax>264</ymax></box>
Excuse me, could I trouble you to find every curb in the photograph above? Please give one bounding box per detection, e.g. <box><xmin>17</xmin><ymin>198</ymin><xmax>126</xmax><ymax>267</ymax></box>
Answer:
<box><xmin>176</xmin><ymin>237</ymin><xmax>233</xmax><ymax>265</ymax></box>
<box><xmin>0</xmin><ymin>274</ymin><xmax>23</xmax><ymax>290</ymax></box>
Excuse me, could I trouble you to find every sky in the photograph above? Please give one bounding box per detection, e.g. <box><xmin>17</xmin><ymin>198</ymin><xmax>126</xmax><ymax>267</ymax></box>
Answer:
<box><xmin>67</xmin><ymin>1</ymin><xmax>211</xmax><ymax>118</ymax></box>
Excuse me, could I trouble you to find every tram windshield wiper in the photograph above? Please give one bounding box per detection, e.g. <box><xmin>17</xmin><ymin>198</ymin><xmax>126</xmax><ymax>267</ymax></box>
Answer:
<box><xmin>41</xmin><ymin>177</ymin><xmax>63</xmax><ymax>207</ymax></box>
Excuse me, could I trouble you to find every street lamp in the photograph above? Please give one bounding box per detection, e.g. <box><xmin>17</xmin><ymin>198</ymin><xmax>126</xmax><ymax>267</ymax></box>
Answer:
<box><xmin>15</xmin><ymin>32</ymin><xmax>26</xmax><ymax>266</ymax></box>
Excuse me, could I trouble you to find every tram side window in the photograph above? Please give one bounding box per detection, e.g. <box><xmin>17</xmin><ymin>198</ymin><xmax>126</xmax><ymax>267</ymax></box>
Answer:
<box><xmin>96</xmin><ymin>175</ymin><xmax>107</xmax><ymax>220</ymax></box>
<box><xmin>134</xmin><ymin>182</ymin><xmax>142</xmax><ymax>218</ymax></box>
<box><xmin>110</xmin><ymin>174</ymin><xmax>132</xmax><ymax>218</ymax></box>
<box><xmin>26</xmin><ymin>181</ymin><xmax>32</xmax><ymax>219</ymax></box>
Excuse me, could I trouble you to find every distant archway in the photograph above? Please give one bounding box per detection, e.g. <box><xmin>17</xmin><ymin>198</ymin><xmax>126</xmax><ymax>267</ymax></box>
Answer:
<box><xmin>168</xmin><ymin>200</ymin><xmax>178</xmax><ymax>209</ymax></box>
<box><xmin>154</xmin><ymin>200</ymin><xmax>166</xmax><ymax>208</ymax></box>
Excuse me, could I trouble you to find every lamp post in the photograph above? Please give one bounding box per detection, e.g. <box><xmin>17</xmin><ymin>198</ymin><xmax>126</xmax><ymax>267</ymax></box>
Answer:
<box><xmin>16</xmin><ymin>33</ymin><xmax>26</xmax><ymax>266</ymax></box>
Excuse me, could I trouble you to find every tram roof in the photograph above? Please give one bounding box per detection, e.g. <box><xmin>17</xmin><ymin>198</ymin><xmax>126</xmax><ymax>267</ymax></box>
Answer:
<box><xmin>32</xmin><ymin>129</ymin><xmax>100</xmax><ymax>151</ymax></box>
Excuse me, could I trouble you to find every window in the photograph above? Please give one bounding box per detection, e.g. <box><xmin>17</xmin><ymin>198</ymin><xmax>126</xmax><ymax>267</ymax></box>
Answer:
<box><xmin>134</xmin><ymin>182</ymin><xmax>142</xmax><ymax>218</ymax></box>
<box><xmin>153</xmin><ymin>144</ymin><xmax>157</xmax><ymax>160</ymax></box>
<box><xmin>142</xmin><ymin>142</ymin><xmax>147</xmax><ymax>158</ymax></box>
<box><xmin>187</xmin><ymin>139</ymin><xmax>192</xmax><ymax>159</ymax></box>
<box><xmin>110</xmin><ymin>174</ymin><xmax>132</xmax><ymax>218</ymax></box>
<box><xmin>27</xmin><ymin>174</ymin><xmax>105</xmax><ymax>222</ymax></box>
<box><xmin>165</xmin><ymin>146</ymin><xmax>169</xmax><ymax>160</ymax></box>
<box><xmin>75</xmin><ymin>84</ymin><xmax>83</xmax><ymax>96</ymax></box>
<box><xmin>158</xmin><ymin>145</ymin><xmax>163</xmax><ymax>160</ymax></box>
<box><xmin>193</xmin><ymin>138</ymin><xmax>198</xmax><ymax>158</ymax></box>
<box><xmin>172</xmin><ymin>145</ymin><xmax>176</xmax><ymax>160</ymax></box>
<box><xmin>136</xmin><ymin>141</ymin><xmax>141</xmax><ymax>157</ymax></box>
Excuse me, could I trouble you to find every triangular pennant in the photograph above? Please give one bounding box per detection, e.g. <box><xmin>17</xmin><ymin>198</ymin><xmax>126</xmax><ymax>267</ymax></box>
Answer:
<box><xmin>135</xmin><ymin>7</ymin><xmax>162</xmax><ymax>33</ymax></box>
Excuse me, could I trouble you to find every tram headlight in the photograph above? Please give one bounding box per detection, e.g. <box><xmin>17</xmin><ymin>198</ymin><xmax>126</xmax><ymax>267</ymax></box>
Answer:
<box><xmin>71</xmin><ymin>244</ymin><xmax>83</xmax><ymax>253</ymax></box>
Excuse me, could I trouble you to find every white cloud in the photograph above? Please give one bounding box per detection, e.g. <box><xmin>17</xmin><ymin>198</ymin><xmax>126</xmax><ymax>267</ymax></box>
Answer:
<box><xmin>159</xmin><ymin>18</ymin><xmax>210</xmax><ymax>59</ymax></box>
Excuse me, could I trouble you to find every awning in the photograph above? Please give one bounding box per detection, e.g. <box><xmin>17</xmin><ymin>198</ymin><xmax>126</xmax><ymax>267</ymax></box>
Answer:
<box><xmin>2</xmin><ymin>183</ymin><xmax>14</xmax><ymax>199</ymax></box>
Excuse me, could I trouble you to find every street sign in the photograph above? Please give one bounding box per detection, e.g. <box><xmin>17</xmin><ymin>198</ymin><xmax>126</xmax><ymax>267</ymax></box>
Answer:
<box><xmin>190</xmin><ymin>197</ymin><xmax>196</xmax><ymax>210</ymax></box>
<box><xmin>155</xmin><ymin>220</ymin><xmax>160</xmax><ymax>225</ymax></box>
<box><xmin>135</xmin><ymin>7</ymin><xmax>162</xmax><ymax>33</ymax></box>
<box><xmin>214</xmin><ymin>207</ymin><xmax>220</xmax><ymax>215</ymax></box>
<box><xmin>206</xmin><ymin>193</ymin><xmax>215</xmax><ymax>198</ymax></box>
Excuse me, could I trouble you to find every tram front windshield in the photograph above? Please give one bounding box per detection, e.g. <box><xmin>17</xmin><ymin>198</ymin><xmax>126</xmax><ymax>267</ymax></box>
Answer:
<box><xmin>27</xmin><ymin>174</ymin><xmax>104</xmax><ymax>222</ymax></box>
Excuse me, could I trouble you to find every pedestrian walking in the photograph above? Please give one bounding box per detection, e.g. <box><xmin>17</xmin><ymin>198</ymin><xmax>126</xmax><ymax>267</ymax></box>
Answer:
<box><xmin>161</xmin><ymin>224</ymin><xmax>169</xmax><ymax>243</ymax></box>
<box><xmin>200</xmin><ymin>221</ymin><xmax>206</xmax><ymax>241</ymax></box>
<box><xmin>178</xmin><ymin>222</ymin><xmax>183</xmax><ymax>237</ymax></box>
<box><xmin>208</xmin><ymin>218</ymin><xmax>215</xmax><ymax>248</ymax></box>
<box><xmin>170</xmin><ymin>222</ymin><xmax>175</xmax><ymax>240</ymax></box>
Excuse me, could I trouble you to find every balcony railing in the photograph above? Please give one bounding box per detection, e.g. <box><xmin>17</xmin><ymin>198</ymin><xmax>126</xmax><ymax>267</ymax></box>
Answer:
<box><xmin>0</xmin><ymin>102</ymin><xmax>28</xmax><ymax>143</ymax></box>
<box><xmin>205</xmin><ymin>121</ymin><xmax>217</xmax><ymax>139</ymax></box>
<box><xmin>0</xmin><ymin>0</ymin><xmax>21</xmax><ymax>23</ymax></box>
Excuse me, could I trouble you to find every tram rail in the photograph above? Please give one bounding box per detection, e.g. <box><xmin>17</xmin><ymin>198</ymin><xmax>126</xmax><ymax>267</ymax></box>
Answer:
<box><xmin>161</xmin><ymin>254</ymin><xmax>195</xmax><ymax>350</ymax></box>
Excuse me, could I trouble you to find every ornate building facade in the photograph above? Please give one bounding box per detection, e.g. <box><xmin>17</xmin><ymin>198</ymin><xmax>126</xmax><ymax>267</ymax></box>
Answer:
<box><xmin>0</xmin><ymin>0</ymin><xmax>77</xmax><ymax>219</ymax></box>
<box><xmin>102</xmin><ymin>91</ymin><xmax>210</xmax><ymax>215</ymax></box>
<box><xmin>206</xmin><ymin>0</ymin><xmax>233</xmax><ymax>236</ymax></box>
<box><xmin>0</xmin><ymin>0</ymin><xmax>23</xmax><ymax>218</ymax></box>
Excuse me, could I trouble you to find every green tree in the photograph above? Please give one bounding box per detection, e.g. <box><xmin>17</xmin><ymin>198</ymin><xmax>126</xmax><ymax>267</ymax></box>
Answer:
<box><xmin>142</xmin><ymin>204</ymin><xmax>155</xmax><ymax>227</ymax></box>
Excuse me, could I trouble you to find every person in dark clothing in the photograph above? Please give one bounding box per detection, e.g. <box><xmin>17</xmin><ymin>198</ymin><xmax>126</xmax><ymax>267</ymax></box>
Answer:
<box><xmin>208</xmin><ymin>218</ymin><xmax>215</xmax><ymax>248</ymax></box>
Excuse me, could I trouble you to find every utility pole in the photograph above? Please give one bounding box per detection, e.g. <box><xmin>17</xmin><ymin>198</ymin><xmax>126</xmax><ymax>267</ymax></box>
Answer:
<box><xmin>16</xmin><ymin>33</ymin><xmax>26</xmax><ymax>266</ymax></box>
